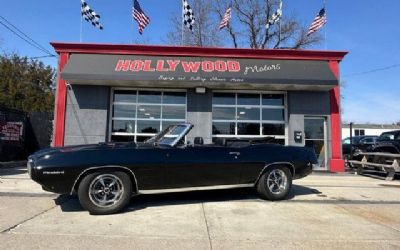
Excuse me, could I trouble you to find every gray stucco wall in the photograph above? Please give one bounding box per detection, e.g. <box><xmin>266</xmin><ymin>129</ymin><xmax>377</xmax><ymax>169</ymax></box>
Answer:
<box><xmin>64</xmin><ymin>85</ymin><xmax>110</xmax><ymax>145</ymax></box>
<box><xmin>186</xmin><ymin>89</ymin><xmax>213</xmax><ymax>144</ymax></box>
<box><xmin>287</xmin><ymin>91</ymin><xmax>331</xmax><ymax>147</ymax></box>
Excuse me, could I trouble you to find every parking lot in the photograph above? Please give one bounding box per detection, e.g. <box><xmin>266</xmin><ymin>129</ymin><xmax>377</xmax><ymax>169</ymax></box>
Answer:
<box><xmin>1</xmin><ymin>165</ymin><xmax>400</xmax><ymax>250</ymax></box>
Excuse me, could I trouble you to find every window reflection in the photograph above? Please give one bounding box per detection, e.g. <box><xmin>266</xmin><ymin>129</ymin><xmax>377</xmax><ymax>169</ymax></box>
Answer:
<box><xmin>114</xmin><ymin>90</ymin><xmax>136</xmax><ymax>103</ymax></box>
<box><xmin>212</xmin><ymin>93</ymin><xmax>235</xmax><ymax>105</ymax></box>
<box><xmin>163</xmin><ymin>92</ymin><xmax>186</xmax><ymax>104</ymax></box>
<box><xmin>111</xmin><ymin>90</ymin><xmax>186</xmax><ymax>142</ymax></box>
<box><xmin>262</xmin><ymin>124</ymin><xmax>285</xmax><ymax>135</ymax></box>
<box><xmin>112</xmin><ymin>120</ymin><xmax>135</xmax><ymax>133</ymax></box>
<box><xmin>305</xmin><ymin>119</ymin><xmax>324</xmax><ymax>139</ymax></box>
<box><xmin>138</xmin><ymin>91</ymin><xmax>162</xmax><ymax>103</ymax></box>
<box><xmin>237</xmin><ymin>123</ymin><xmax>260</xmax><ymax>135</ymax></box>
<box><xmin>237</xmin><ymin>93</ymin><xmax>259</xmax><ymax>105</ymax></box>
<box><xmin>237</xmin><ymin>107</ymin><xmax>260</xmax><ymax>120</ymax></box>
<box><xmin>113</xmin><ymin>104</ymin><xmax>136</xmax><ymax>118</ymax></box>
<box><xmin>262</xmin><ymin>94</ymin><xmax>284</xmax><ymax>106</ymax></box>
<box><xmin>163</xmin><ymin>106</ymin><xmax>186</xmax><ymax>119</ymax></box>
<box><xmin>262</xmin><ymin>109</ymin><xmax>284</xmax><ymax>121</ymax></box>
<box><xmin>137</xmin><ymin>120</ymin><xmax>160</xmax><ymax>134</ymax></box>
<box><xmin>213</xmin><ymin>107</ymin><xmax>236</xmax><ymax>120</ymax></box>
<box><xmin>137</xmin><ymin>105</ymin><xmax>161</xmax><ymax>119</ymax></box>
<box><xmin>212</xmin><ymin>122</ymin><xmax>235</xmax><ymax>135</ymax></box>
<box><xmin>212</xmin><ymin>92</ymin><xmax>286</xmax><ymax>145</ymax></box>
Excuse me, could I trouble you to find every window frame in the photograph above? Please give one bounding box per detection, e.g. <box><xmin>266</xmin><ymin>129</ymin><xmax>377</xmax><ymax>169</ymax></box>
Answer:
<box><xmin>109</xmin><ymin>88</ymin><xmax>187</xmax><ymax>142</ymax></box>
<box><xmin>211</xmin><ymin>90</ymin><xmax>288</xmax><ymax>144</ymax></box>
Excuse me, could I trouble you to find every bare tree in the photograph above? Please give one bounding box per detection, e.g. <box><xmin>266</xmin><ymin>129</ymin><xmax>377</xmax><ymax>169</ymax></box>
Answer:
<box><xmin>166</xmin><ymin>0</ymin><xmax>322</xmax><ymax>49</ymax></box>
<box><xmin>166</xmin><ymin>0</ymin><xmax>222</xmax><ymax>47</ymax></box>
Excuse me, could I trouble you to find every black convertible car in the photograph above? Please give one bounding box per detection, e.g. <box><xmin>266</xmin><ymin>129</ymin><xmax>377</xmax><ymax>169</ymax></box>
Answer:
<box><xmin>28</xmin><ymin>124</ymin><xmax>317</xmax><ymax>215</ymax></box>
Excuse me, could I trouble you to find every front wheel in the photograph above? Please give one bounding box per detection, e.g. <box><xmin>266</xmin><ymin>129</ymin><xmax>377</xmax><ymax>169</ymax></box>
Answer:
<box><xmin>256</xmin><ymin>166</ymin><xmax>292</xmax><ymax>201</ymax></box>
<box><xmin>78</xmin><ymin>171</ymin><xmax>132</xmax><ymax>215</ymax></box>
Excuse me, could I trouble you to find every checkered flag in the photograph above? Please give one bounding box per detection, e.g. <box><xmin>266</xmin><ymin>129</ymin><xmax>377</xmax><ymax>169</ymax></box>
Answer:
<box><xmin>81</xmin><ymin>0</ymin><xmax>103</xmax><ymax>30</ymax></box>
<box><xmin>266</xmin><ymin>1</ymin><xmax>282</xmax><ymax>29</ymax></box>
<box><xmin>183</xmin><ymin>0</ymin><xmax>195</xmax><ymax>32</ymax></box>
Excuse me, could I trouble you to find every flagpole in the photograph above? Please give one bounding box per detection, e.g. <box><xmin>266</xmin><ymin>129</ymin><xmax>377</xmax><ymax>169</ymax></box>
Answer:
<box><xmin>278</xmin><ymin>0</ymin><xmax>282</xmax><ymax>48</ymax></box>
<box><xmin>181</xmin><ymin>0</ymin><xmax>184</xmax><ymax>45</ymax></box>
<box><xmin>324</xmin><ymin>0</ymin><xmax>327</xmax><ymax>50</ymax></box>
<box><xmin>131</xmin><ymin>17</ymin><xmax>134</xmax><ymax>44</ymax></box>
<box><xmin>80</xmin><ymin>10</ymin><xmax>83</xmax><ymax>42</ymax></box>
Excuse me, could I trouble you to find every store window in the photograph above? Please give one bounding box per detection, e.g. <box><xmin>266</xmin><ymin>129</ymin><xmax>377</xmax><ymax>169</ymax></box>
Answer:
<box><xmin>111</xmin><ymin>89</ymin><xmax>186</xmax><ymax>142</ymax></box>
<box><xmin>212</xmin><ymin>92</ymin><xmax>286</xmax><ymax>144</ymax></box>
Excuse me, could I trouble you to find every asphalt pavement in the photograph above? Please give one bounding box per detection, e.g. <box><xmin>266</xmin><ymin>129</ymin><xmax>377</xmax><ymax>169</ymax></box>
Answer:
<box><xmin>1</xmin><ymin>165</ymin><xmax>400</xmax><ymax>250</ymax></box>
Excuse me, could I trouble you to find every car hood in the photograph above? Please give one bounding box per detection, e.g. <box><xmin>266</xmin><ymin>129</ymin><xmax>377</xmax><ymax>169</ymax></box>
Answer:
<box><xmin>30</xmin><ymin>142</ymin><xmax>138</xmax><ymax>159</ymax></box>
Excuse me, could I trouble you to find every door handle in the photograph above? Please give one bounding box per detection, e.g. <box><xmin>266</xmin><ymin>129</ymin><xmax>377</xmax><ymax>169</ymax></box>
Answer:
<box><xmin>229</xmin><ymin>152</ymin><xmax>241</xmax><ymax>156</ymax></box>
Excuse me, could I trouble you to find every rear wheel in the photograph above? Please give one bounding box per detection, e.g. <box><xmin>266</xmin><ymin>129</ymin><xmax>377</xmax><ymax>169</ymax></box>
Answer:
<box><xmin>78</xmin><ymin>171</ymin><xmax>132</xmax><ymax>215</ymax></box>
<box><xmin>256</xmin><ymin>166</ymin><xmax>292</xmax><ymax>201</ymax></box>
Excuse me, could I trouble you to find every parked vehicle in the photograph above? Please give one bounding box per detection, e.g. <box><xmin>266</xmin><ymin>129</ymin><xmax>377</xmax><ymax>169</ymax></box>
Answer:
<box><xmin>371</xmin><ymin>130</ymin><xmax>400</xmax><ymax>154</ymax></box>
<box><xmin>342</xmin><ymin>136</ymin><xmax>378</xmax><ymax>160</ymax></box>
<box><xmin>28</xmin><ymin>124</ymin><xmax>317</xmax><ymax>215</ymax></box>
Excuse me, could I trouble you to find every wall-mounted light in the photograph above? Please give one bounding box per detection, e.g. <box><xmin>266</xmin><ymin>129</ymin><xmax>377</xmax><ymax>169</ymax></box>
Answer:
<box><xmin>195</xmin><ymin>87</ymin><xmax>206</xmax><ymax>94</ymax></box>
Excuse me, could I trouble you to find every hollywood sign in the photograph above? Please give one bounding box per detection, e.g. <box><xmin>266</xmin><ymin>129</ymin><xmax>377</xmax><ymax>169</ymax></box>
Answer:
<box><xmin>115</xmin><ymin>59</ymin><xmax>241</xmax><ymax>73</ymax></box>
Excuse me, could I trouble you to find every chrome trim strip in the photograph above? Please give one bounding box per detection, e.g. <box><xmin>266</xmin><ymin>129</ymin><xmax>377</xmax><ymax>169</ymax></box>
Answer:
<box><xmin>254</xmin><ymin>162</ymin><xmax>295</xmax><ymax>184</ymax></box>
<box><xmin>70</xmin><ymin>166</ymin><xmax>139</xmax><ymax>195</ymax></box>
<box><xmin>139</xmin><ymin>184</ymin><xmax>254</xmax><ymax>194</ymax></box>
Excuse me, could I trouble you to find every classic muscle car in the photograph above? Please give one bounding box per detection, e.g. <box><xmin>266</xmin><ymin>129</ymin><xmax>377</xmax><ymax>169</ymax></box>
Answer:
<box><xmin>28</xmin><ymin>124</ymin><xmax>317</xmax><ymax>215</ymax></box>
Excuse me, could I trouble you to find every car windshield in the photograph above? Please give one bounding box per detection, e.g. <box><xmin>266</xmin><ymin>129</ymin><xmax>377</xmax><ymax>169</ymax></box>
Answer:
<box><xmin>144</xmin><ymin>124</ymin><xmax>190</xmax><ymax>146</ymax></box>
<box><xmin>378</xmin><ymin>132</ymin><xmax>399</xmax><ymax>141</ymax></box>
<box><xmin>342</xmin><ymin>137</ymin><xmax>361</xmax><ymax>145</ymax></box>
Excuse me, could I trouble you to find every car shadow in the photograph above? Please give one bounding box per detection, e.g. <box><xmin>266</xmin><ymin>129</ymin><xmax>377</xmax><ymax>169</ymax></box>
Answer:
<box><xmin>56</xmin><ymin>184</ymin><xmax>320</xmax><ymax>214</ymax></box>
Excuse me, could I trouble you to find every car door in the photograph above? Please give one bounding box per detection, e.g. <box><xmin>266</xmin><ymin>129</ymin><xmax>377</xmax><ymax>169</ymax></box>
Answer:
<box><xmin>124</xmin><ymin>146</ymin><xmax>170</xmax><ymax>190</ymax></box>
<box><xmin>164</xmin><ymin>145</ymin><xmax>243</xmax><ymax>189</ymax></box>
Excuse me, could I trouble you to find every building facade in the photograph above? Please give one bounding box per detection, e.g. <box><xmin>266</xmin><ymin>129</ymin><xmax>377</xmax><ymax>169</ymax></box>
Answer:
<box><xmin>342</xmin><ymin>124</ymin><xmax>400</xmax><ymax>138</ymax></box>
<box><xmin>51</xmin><ymin>43</ymin><xmax>347</xmax><ymax>172</ymax></box>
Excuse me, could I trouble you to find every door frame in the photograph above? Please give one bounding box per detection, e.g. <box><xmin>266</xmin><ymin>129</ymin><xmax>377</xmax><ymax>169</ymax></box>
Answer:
<box><xmin>304</xmin><ymin>116</ymin><xmax>329</xmax><ymax>171</ymax></box>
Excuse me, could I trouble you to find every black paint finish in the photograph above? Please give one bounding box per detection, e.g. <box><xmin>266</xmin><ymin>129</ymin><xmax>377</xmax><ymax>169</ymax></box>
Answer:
<box><xmin>28</xmin><ymin>136</ymin><xmax>317</xmax><ymax>195</ymax></box>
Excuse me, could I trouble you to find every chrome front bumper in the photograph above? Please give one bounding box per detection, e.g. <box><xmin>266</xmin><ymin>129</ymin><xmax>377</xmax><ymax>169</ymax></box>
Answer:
<box><xmin>27</xmin><ymin>159</ymin><xmax>33</xmax><ymax>177</ymax></box>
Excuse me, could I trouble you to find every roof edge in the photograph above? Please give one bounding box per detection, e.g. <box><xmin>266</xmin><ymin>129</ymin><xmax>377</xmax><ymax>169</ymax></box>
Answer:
<box><xmin>50</xmin><ymin>42</ymin><xmax>348</xmax><ymax>61</ymax></box>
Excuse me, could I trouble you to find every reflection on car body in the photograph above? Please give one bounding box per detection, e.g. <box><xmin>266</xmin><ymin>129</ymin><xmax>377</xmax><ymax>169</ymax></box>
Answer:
<box><xmin>28</xmin><ymin>124</ymin><xmax>317</xmax><ymax>215</ymax></box>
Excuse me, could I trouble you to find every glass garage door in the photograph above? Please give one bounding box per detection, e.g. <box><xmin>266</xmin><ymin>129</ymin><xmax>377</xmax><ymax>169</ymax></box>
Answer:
<box><xmin>110</xmin><ymin>89</ymin><xmax>186</xmax><ymax>142</ymax></box>
<box><xmin>304</xmin><ymin>117</ymin><xmax>328</xmax><ymax>171</ymax></box>
<box><xmin>212</xmin><ymin>92</ymin><xmax>287</xmax><ymax>145</ymax></box>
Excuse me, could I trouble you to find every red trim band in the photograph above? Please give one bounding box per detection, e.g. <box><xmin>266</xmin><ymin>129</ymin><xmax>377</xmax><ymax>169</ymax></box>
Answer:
<box><xmin>329</xmin><ymin>61</ymin><xmax>344</xmax><ymax>172</ymax></box>
<box><xmin>51</xmin><ymin>42</ymin><xmax>348</xmax><ymax>61</ymax></box>
<box><xmin>53</xmin><ymin>52</ymin><xmax>69</xmax><ymax>147</ymax></box>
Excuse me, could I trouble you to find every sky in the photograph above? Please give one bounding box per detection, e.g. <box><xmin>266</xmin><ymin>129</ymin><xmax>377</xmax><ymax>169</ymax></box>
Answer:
<box><xmin>0</xmin><ymin>0</ymin><xmax>399</xmax><ymax>124</ymax></box>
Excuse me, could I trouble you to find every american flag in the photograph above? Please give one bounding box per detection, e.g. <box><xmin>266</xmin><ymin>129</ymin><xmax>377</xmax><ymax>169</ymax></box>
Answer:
<box><xmin>219</xmin><ymin>6</ymin><xmax>232</xmax><ymax>30</ymax></box>
<box><xmin>81</xmin><ymin>0</ymin><xmax>103</xmax><ymax>30</ymax></box>
<box><xmin>307</xmin><ymin>8</ymin><xmax>327</xmax><ymax>36</ymax></box>
<box><xmin>132</xmin><ymin>0</ymin><xmax>150</xmax><ymax>34</ymax></box>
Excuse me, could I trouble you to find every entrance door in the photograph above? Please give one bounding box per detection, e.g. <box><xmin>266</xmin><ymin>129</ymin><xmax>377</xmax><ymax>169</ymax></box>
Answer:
<box><xmin>304</xmin><ymin>117</ymin><xmax>328</xmax><ymax>171</ymax></box>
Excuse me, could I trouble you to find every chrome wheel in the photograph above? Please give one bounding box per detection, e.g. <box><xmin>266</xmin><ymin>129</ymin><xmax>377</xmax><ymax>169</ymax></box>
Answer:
<box><xmin>266</xmin><ymin>169</ymin><xmax>288</xmax><ymax>195</ymax></box>
<box><xmin>88</xmin><ymin>174</ymin><xmax>124</xmax><ymax>208</ymax></box>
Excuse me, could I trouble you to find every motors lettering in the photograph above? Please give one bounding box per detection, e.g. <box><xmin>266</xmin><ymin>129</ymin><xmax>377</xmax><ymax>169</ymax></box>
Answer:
<box><xmin>115</xmin><ymin>59</ymin><xmax>241</xmax><ymax>73</ymax></box>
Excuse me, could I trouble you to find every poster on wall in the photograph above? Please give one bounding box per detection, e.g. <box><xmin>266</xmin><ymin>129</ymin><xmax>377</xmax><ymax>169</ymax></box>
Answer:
<box><xmin>0</xmin><ymin>122</ymin><xmax>24</xmax><ymax>142</ymax></box>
